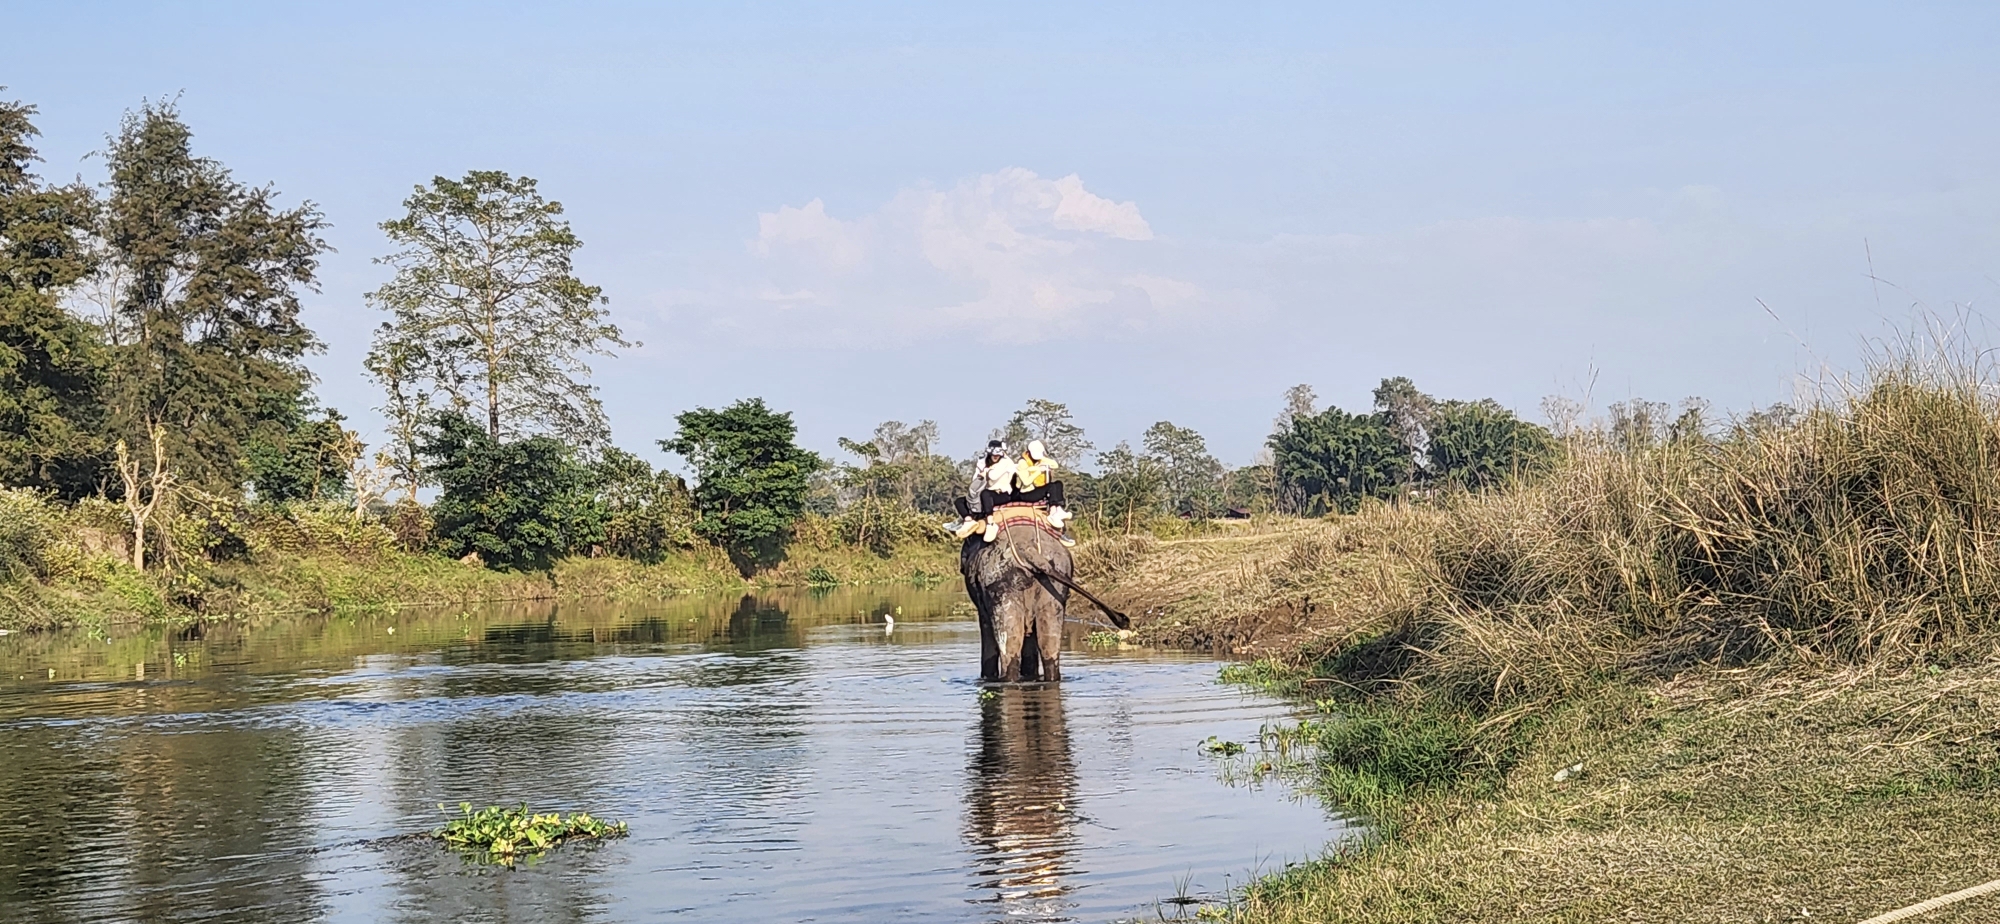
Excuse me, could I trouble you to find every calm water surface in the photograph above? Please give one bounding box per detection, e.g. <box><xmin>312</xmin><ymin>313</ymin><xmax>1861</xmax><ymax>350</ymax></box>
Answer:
<box><xmin>0</xmin><ymin>586</ymin><xmax>1341</xmax><ymax>923</ymax></box>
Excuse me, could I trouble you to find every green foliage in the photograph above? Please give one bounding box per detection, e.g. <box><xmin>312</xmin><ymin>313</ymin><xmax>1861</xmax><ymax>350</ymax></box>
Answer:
<box><xmin>99</xmin><ymin>99</ymin><xmax>329</xmax><ymax>491</ymax></box>
<box><xmin>433</xmin><ymin>802</ymin><xmax>627</xmax><ymax>865</ymax></box>
<box><xmin>422</xmin><ymin>414</ymin><xmax>606</xmax><ymax>570</ymax></box>
<box><xmin>1270</xmin><ymin>406</ymin><xmax>1411</xmax><ymax>514</ymax></box>
<box><xmin>1093</xmin><ymin>441</ymin><xmax>1166</xmax><ymax>530</ymax></box>
<box><xmin>246</xmin><ymin>404</ymin><xmax>357</xmax><ymax>503</ymax></box>
<box><xmin>805</xmin><ymin>564</ymin><xmax>838</xmax><ymax>586</ymax></box>
<box><xmin>834</xmin><ymin>419</ymin><xmax>964</xmax><ymax>513</ymax></box>
<box><xmin>662</xmin><ymin>398</ymin><xmax>822</xmax><ymax>567</ymax></box>
<box><xmin>1425</xmin><ymin>399</ymin><xmax>1557</xmax><ymax>490</ymax></box>
<box><xmin>0</xmin><ymin>93</ymin><xmax>106</xmax><ymax>498</ymax></box>
<box><xmin>366</xmin><ymin>170</ymin><xmax>629</xmax><ymax>447</ymax></box>
<box><xmin>1141</xmin><ymin>420</ymin><xmax>1225</xmax><ymax>518</ymax></box>
<box><xmin>595</xmin><ymin>447</ymin><xmax>697</xmax><ymax>562</ymax></box>
<box><xmin>0</xmin><ymin>487</ymin><xmax>57</xmax><ymax>580</ymax></box>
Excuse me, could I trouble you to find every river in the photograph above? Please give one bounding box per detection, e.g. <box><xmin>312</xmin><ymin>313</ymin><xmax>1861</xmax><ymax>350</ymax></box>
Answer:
<box><xmin>0</xmin><ymin>585</ymin><xmax>1342</xmax><ymax>923</ymax></box>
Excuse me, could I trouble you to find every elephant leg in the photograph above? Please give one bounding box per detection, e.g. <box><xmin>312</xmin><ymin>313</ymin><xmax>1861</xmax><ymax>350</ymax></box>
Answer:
<box><xmin>995</xmin><ymin>597</ymin><xmax>1035</xmax><ymax>683</ymax></box>
<box><xmin>1036</xmin><ymin>604</ymin><xmax>1064</xmax><ymax>683</ymax></box>
<box><xmin>976</xmin><ymin>593</ymin><xmax>1000</xmax><ymax>681</ymax></box>
<box><xmin>1019</xmin><ymin>626</ymin><xmax>1041</xmax><ymax>682</ymax></box>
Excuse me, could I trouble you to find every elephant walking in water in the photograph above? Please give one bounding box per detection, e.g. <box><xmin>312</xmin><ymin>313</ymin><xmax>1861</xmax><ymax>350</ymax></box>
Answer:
<box><xmin>961</xmin><ymin>507</ymin><xmax>1128</xmax><ymax>682</ymax></box>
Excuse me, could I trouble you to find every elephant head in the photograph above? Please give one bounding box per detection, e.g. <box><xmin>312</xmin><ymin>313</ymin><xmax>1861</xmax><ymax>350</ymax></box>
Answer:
<box><xmin>961</xmin><ymin>511</ymin><xmax>1073</xmax><ymax>683</ymax></box>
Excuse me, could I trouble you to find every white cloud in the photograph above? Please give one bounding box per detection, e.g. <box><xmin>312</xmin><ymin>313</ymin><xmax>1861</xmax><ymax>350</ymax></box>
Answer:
<box><xmin>722</xmin><ymin>168</ymin><xmax>1196</xmax><ymax>345</ymax></box>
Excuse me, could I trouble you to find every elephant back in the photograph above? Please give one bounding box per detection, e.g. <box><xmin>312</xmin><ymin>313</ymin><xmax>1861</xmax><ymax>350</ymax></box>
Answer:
<box><xmin>962</xmin><ymin>509</ymin><xmax>1072</xmax><ymax>590</ymax></box>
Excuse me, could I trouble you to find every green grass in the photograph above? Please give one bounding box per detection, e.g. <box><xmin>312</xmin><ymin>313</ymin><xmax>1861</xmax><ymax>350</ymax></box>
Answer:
<box><xmin>432</xmin><ymin>803</ymin><xmax>628</xmax><ymax>865</ymax></box>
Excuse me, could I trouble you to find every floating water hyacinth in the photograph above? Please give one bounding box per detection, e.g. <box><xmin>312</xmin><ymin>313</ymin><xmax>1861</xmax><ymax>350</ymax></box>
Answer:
<box><xmin>432</xmin><ymin>803</ymin><xmax>627</xmax><ymax>864</ymax></box>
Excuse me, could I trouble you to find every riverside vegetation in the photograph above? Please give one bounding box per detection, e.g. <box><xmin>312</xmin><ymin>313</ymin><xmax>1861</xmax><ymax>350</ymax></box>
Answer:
<box><xmin>1087</xmin><ymin>342</ymin><xmax>2000</xmax><ymax>923</ymax></box>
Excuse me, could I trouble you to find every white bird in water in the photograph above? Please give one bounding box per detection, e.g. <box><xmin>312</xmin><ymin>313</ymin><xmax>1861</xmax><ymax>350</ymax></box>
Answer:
<box><xmin>883</xmin><ymin>613</ymin><xmax>895</xmax><ymax>635</ymax></box>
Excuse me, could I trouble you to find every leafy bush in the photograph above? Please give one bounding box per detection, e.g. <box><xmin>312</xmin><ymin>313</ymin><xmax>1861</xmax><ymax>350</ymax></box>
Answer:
<box><xmin>0</xmin><ymin>488</ymin><xmax>57</xmax><ymax>580</ymax></box>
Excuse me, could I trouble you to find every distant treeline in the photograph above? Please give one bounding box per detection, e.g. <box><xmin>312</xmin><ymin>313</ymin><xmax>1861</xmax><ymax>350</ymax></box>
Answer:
<box><xmin>2</xmin><ymin>91</ymin><xmax>1578</xmax><ymax>580</ymax></box>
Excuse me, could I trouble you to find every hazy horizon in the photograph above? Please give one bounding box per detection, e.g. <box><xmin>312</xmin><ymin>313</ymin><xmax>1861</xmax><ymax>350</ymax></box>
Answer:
<box><xmin>11</xmin><ymin>2</ymin><xmax>1998</xmax><ymax>470</ymax></box>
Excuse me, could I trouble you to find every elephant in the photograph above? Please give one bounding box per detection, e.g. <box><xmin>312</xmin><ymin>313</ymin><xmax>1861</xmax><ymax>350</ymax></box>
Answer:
<box><xmin>961</xmin><ymin>507</ymin><xmax>1129</xmax><ymax>682</ymax></box>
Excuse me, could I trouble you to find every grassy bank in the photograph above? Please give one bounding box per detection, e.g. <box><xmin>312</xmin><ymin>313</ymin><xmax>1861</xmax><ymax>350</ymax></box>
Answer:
<box><xmin>0</xmin><ymin>493</ymin><xmax>959</xmax><ymax>632</ymax></box>
<box><xmin>1086</xmin><ymin>354</ymin><xmax>2000</xmax><ymax>922</ymax></box>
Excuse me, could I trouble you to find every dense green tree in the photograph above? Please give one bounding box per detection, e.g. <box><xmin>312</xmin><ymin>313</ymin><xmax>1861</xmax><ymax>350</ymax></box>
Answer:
<box><xmin>244</xmin><ymin>405</ymin><xmax>357</xmax><ymax>503</ymax></box>
<box><xmin>421</xmin><ymin>414</ymin><xmax>606</xmax><ymax>570</ymax></box>
<box><xmin>366</xmin><ymin>171</ymin><xmax>630</xmax><ymax>450</ymax></box>
<box><xmin>0</xmin><ymin>94</ymin><xmax>106</xmax><ymax>496</ymax></box>
<box><xmin>1269</xmin><ymin>406</ymin><xmax>1410</xmax><ymax>514</ymax></box>
<box><xmin>1425</xmin><ymin>399</ymin><xmax>1557</xmax><ymax>490</ymax></box>
<box><xmin>594</xmin><ymin>446</ymin><xmax>695</xmax><ymax>562</ymax></box>
<box><xmin>995</xmin><ymin>399</ymin><xmax>1092</xmax><ymax>468</ymax></box>
<box><xmin>1140</xmin><ymin>421</ymin><xmax>1224</xmax><ymax>518</ymax></box>
<box><xmin>662</xmin><ymin>398</ymin><xmax>823</xmax><ymax>568</ymax></box>
<box><xmin>98</xmin><ymin>100</ymin><xmax>329</xmax><ymax>491</ymax></box>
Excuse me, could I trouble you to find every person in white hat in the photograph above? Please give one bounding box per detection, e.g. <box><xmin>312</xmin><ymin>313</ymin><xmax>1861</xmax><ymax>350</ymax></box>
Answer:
<box><xmin>998</xmin><ymin>439</ymin><xmax>1074</xmax><ymax>546</ymax></box>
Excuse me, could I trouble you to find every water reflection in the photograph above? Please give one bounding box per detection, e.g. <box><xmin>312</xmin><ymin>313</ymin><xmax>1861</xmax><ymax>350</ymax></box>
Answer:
<box><xmin>0</xmin><ymin>588</ymin><xmax>1337</xmax><ymax>924</ymax></box>
<box><xmin>965</xmin><ymin>686</ymin><xmax>1080</xmax><ymax>921</ymax></box>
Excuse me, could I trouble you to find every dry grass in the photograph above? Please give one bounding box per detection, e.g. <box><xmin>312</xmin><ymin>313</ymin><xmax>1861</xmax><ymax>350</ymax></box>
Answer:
<box><xmin>1082</xmin><ymin>344</ymin><xmax>2000</xmax><ymax>922</ymax></box>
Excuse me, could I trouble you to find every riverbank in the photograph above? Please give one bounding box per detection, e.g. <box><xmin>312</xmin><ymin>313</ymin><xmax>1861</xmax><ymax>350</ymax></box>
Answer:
<box><xmin>0</xmin><ymin>494</ymin><xmax>960</xmax><ymax>633</ymax></box>
<box><xmin>1085</xmin><ymin>361</ymin><xmax>2000</xmax><ymax>922</ymax></box>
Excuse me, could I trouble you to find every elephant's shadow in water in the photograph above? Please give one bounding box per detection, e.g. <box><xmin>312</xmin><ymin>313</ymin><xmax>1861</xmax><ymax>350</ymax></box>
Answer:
<box><xmin>963</xmin><ymin>685</ymin><xmax>1079</xmax><ymax>915</ymax></box>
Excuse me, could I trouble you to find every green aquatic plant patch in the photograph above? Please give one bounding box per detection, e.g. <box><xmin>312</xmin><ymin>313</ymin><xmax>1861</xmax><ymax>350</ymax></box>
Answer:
<box><xmin>433</xmin><ymin>803</ymin><xmax>628</xmax><ymax>864</ymax></box>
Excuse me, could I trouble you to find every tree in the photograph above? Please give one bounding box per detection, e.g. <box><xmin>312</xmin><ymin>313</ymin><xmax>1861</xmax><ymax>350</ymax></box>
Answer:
<box><xmin>113</xmin><ymin>423</ymin><xmax>172</xmax><ymax>571</ymax></box>
<box><xmin>366</xmin><ymin>171</ymin><xmax>630</xmax><ymax>449</ymax></box>
<box><xmin>1425</xmin><ymin>399</ymin><xmax>1557</xmax><ymax>490</ymax></box>
<box><xmin>1373</xmin><ymin>376</ymin><xmax>1436</xmax><ymax>483</ymax></box>
<box><xmin>244</xmin><ymin>405</ymin><xmax>359</xmax><ymax>503</ymax></box>
<box><xmin>1141</xmin><ymin>420</ymin><xmax>1224</xmax><ymax>518</ymax></box>
<box><xmin>835</xmin><ymin>419</ymin><xmax>961</xmax><ymax>512</ymax></box>
<box><xmin>1269</xmin><ymin>406</ymin><xmax>1410</xmax><ymax>515</ymax></box>
<box><xmin>1094</xmin><ymin>442</ymin><xmax>1166</xmax><ymax>532</ymax></box>
<box><xmin>996</xmin><ymin>399</ymin><xmax>1092</xmax><ymax>468</ymax></box>
<box><xmin>594</xmin><ymin>446</ymin><xmax>695</xmax><ymax>562</ymax></box>
<box><xmin>1608</xmin><ymin>398</ymin><xmax>1673</xmax><ymax>454</ymax></box>
<box><xmin>662</xmin><ymin>398</ymin><xmax>823</xmax><ymax>568</ymax></box>
<box><xmin>1273</xmin><ymin>383</ymin><xmax>1317</xmax><ymax>435</ymax></box>
<box><xmin>96</xmin><ymin>100</ymin><xmax>329</xmax><ymax>492</ymax></box>
<box><xmin>0</xmin><ymin>93</ymin><xmax>105</xmax><ymax>496</ymax></box>
<box><xmin>421</xmin><ymin>414</ymin><xmax>606</xmax><ymax>570</ymax></box>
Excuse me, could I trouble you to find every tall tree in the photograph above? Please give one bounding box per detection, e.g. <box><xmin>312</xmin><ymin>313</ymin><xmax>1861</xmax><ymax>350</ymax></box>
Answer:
<box><xmin>98</xmin><ymin>100</ymin><xmax>329</xmax><ymax>491</ymax></box>
<box><xmin>0</xmin><ymin>93</ymin><xmax>106</xmax><ymax>496</ymax></box>
<box><xmin>1273</xmin><ymin>383</ymin><xmax>1317</xmax><ymax>435</ymax></box>
<box><xmin>662</xmin><ymin>398</ymin><xmax>823</xmax><ymax>569</ymax></box>
<box><xmin>1094</xmin><ymin>441</ymin><xmax>1166</xmax><ymax>532</ymax></box>
<box><xmin>366</xmin><ymin>171</ymin><xmax>630</xmax><ymax>449</ymax></box>
<box><xmin>1141</xmin><ymin>420</ymin><xmax>1224</xmax><ymax>518</ymax></box>
<box><xmin>1372</xmin><ymin>376</ymin><xmax>1436</xmax><ymax>483</ymax></box>
<box><xmin>995</xmin><ymin>399</ymin><xmax>1092</xmax><ymax>468</ymax></box>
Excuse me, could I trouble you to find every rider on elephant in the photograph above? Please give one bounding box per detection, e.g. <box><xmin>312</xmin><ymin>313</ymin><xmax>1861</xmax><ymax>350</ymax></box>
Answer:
<box><xmin>1002</xmin><ymin>440</ymin><xmax>1073</xmax><ymax>547</ymax></box>
<box><xmin>944</xmin><ymin>440</ymin><xmax>1015</xmax><ymax>539</ymax></box>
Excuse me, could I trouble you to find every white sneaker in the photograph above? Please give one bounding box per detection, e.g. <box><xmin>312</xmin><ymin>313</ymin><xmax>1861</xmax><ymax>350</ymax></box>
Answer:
<box><xmin>983</xmin><ymin>521</ymin><xmax>1000</xmax><ymax>542</ymax></box>
<box><xmin>940</xmin><ymin>518</ymin><xmax>965</xmax><ymax>534</ymax></box>
<box><xmin>1047</xmin><ymin>506</ymin><xmax>1070</xmax><ymax>529</ymax></box>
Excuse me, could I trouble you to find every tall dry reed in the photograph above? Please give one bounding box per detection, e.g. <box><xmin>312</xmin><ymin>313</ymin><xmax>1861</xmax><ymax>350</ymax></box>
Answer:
<box><xmin>1390</xmin><ymin>352</ymin><xmax>2000</xmax><ymax>707</ymax></box>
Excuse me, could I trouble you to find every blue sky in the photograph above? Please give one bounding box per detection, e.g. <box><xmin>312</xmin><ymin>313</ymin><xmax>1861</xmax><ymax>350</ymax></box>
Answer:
<box><xmin>11</xmin><ymin>2</ymin><xmax>2000</xmax><ymax>468</ymax></box>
